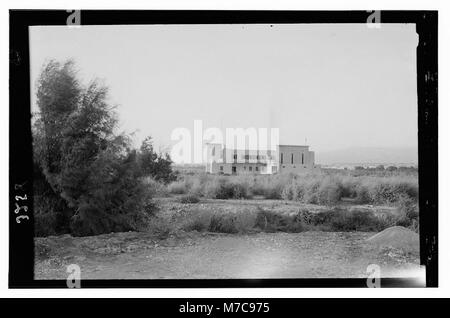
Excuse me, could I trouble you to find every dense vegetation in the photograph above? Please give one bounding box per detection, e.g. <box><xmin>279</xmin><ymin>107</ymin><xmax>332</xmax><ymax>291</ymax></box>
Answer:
<box><xmin>33</xmin><ymin>60</ymin><xmax>175</xmax><ymax>237</ymax></box>
<box><xmin>155</xmin><ymin>169</ymin><xmax>419</xmax><ymax>234</ymax></box>
<box><xmin>166</xmin><ymin>172</ymin><xmax>418</xmax><ymax>206</ymax></box>
<box><xmin>153</xmin><ymin>200</ymin><xmax>418</xmax><ymax>236</ymax></box>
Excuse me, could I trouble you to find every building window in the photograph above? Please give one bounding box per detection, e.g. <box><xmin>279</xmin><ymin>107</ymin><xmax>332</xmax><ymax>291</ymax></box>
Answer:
<box><xmin>244</xmin><ymin>166</ymin><xmax>246</xmax><ymax>170</ymax></box>
<box><xmin>255</xmin><ymin>166</ymin><xmax>259</xmax><ymax>171</ymax></box>
<box><xmin>301</xmin><ymin>153</ymin><xmax>304</xmax><ymax>164</ymax></box>
<box><xmin>212</xmin><ymin>147</ymin><xmax>215</xmax><ymax>156</ymax></box>
<box><xmin>233</xmin><ymin>154</ymin><xmax>237</xmax><ymax>160</ymax></box>
<box><xmin>220</xmin><ymin>166</ymin><xmax>223</xmax><ymax>171</ymax></box>
<box><xmin>291</xmin><ymin>153</ymin><xmax>294</xmax><ymax>164</ymax></box>
<box><xmin>249</xmin><ymin>166</ymin><xmax>252</xmax><ymax>171</ymax></box>
<box><xmin>281</xmin><ymin>153</ymin><xmax>283</xmax><ymax>164</ymax></box>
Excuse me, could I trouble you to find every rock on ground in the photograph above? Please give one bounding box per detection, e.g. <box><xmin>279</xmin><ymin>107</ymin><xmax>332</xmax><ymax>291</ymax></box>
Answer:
<box><xmin>366</xmin><ymin>226</ymin><xmax>419</xmax><ymax>254</ymax></box>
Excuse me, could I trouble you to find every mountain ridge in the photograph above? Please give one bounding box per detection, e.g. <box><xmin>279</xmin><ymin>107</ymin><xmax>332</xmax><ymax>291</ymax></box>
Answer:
<box><xmin>315</xmin><ymin>146</ymin><xmax>418</xmax><ymax>165</ymax></box>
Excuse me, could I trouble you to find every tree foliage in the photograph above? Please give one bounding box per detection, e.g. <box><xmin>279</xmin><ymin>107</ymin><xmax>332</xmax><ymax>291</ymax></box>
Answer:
<box><xmin>138</xmin><ymin>137</ymin><xmax>177</xmax><ymax>183</ymax></box>
<box><xmin>33</xmin><ymin>60</ymin><xmax>172</xmax><ymax>236</ymax></box>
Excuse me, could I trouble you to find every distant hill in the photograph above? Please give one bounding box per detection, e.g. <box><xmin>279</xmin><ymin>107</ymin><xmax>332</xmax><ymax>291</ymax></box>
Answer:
<box><xmin>316</xmin><ymin>147</ymin><xmax>418</xmax><ymax>166</ymax></box>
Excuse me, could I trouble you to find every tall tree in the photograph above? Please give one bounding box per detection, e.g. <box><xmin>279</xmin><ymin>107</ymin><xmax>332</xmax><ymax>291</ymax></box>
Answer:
<box><xmin>33</xmin><ymin>60</ymin><xmax>154</xmax><ymax>236</ymax></box>
<box><xmin>33</xmin><ymin>60</ymin><xmax>81</xmax><ymax>235</ymax></box>
<box><xmin>34</xmin><ymin>60</ymin><xmax>81</xmax><ymax>189</ymax></box>
<box><xmin>138</xmin><ymin>137</ymin><xmax>176</xmax><ymax>183</ymax></box>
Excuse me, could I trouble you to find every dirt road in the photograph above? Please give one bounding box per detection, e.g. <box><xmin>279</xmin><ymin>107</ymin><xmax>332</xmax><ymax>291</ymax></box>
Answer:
<box><xmin>35</xmin><ymin>231</ymin><xmax>420</xmax><ymax>280</ymax></box>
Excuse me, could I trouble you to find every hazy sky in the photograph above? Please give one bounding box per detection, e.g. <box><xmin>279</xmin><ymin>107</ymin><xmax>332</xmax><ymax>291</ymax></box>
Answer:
<box><xmin>30</xmin><ymin>24</ymin><xmax>418</xmax><ymax>157</ymax></box>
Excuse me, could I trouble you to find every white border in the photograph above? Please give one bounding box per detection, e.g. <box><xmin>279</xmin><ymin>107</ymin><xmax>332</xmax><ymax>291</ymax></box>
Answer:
<box><xmin>1</xmin><ymin>0</ymin><xmax>449</xmax><ymax>298</ymax></box>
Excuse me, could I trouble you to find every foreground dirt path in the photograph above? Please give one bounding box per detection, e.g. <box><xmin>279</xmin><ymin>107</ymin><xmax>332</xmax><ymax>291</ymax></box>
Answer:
<box><xmin>35</xmin><ymin>231</ymin><xmax>420</xmax><ymax>279</ymax></box>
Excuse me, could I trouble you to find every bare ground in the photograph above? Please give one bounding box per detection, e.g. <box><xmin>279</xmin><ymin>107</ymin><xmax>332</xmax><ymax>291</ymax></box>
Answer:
<box><xmin>35</xmin><ymin>197</ymin><xmax>420</xmax><ymax>280</ymax></box>
<box><xmin>35</xmin><ymin>230</ymin><xmax>420</xmax><ymax>280</ymax></box>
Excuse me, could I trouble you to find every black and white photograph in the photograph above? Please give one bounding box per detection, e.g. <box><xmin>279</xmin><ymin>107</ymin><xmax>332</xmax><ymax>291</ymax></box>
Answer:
<box><xmin>8</xmin><ymin>9</ymin><xmax>439</xmax><ymax>290</ymax></box>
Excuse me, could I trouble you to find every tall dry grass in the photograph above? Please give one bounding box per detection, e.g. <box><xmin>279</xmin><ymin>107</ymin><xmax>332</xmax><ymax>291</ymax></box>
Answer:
<box><xmin>146</xmin><ymin>169</ymin><xmax>419</xmax><ymax>234</ymax></box>
<box><xmin>164</xmin><ymin>171</ymin><xmax>418</xmax><ymax>206</ymax></box>
<box><xmin>172</xmin><ymin>205</ymin><xmax>417</xmax><ymax>234</ymax></box>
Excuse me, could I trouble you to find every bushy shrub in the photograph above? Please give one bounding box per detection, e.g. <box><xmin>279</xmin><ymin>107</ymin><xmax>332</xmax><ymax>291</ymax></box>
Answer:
<box><xmin>308</xmin><ymin>208</ymin><xmax>385</xmax><ymax>232</ymax></box>
<box><xmin>33</xmin><ymin>60</ymin><xmax>158</xmax><ymax>236</ymax></box>
<box><xmin>291</xmin><ymin>183</ymin><xmax>306</xmax><ymax>202</ymax></box>
<box><xmin>203</xmin><ymin>177</ymin><xmax>251</xmax><ymax>199</ymax></box>
<box><xmin>230</xmin><ymin>181</ymin><xmax>252</xmax><ymax>199</ymax></box>
<box><xmin>394</xmin><ymin>195</ymin><xmax>419</xmax><ymax>229</ymax></box>
<box><xmin>355</xmin><ymin>186</ymin><xmax>371</xmax><ymax>204</ymax></box>
<box><xmin>363</xmin><ymin>178</ymin><xmax>418</xmax><ymax>205</ymax></box>
<box><xmin>281</xmin><ymin>185</ymin><xmax>293</xmax><ymax>201</ymax></box>
<box><xmin>392</xmin><ymin>181</ymin><xmax>419</xmax><ymax>202</ymax></box>
<box><xmin>261</xmin><ymin>179</ymin><xmax>285</xmax><ymax>199</ymax></box>
<box><xmin>316</xmin><ymin>179</ymin><xmax>343</xmax><ymax>206</ymax></box>
<box><xmin>177</xmin><ymin>206</ymin><xmax>416</xmax><ymax>235</ymax></box>
<box><xmin>168</xmin><ymin>180</ymin><xmax>189</xmax><ymax>194</ymax></box>
<box><xmin>209</xmin><ymin>214</ymin><xmax>240</xmax><ymax>233</ymax></box>
<box><xmin>303</xmin><ymin>180</ymin><xmax>321</xmax><ymax>204</ymax></box>
<box><xmin>397</xmin><ymin>195</ymin><xmax>419</xmax><ymax>219</ymax></box>
<box><xmin>178</xmin><ymin>194</ymin><xmax>200</xmax><ymax>204</ymax></box>
<box><xmin>370</xmin><ymin>183</ymin><xmax>398</xmax><ymax>204</ymax></box>
<box><xmin>330</xmin><ymin>210</ymin><xmax>383</xmax><ymax>231</ymax></box>
<box><xmin>210</xmin><ymin>213</ymin><xmax>252</xmax><ymax>233</ymax></box>
<box><xmin>208</xmin><ymin>178</ymin><xmax>234</xmax><ymax>199</ymax></box>
<box><xmin>138</xmin><ymin>137</ymin><xmax>177</xmax><ymax>183</ymax></box>
<box><xmin>247</xmin><ymin>175</ymin><xmax>285</xmax><ymax>199</ymax></box>
<box><xmin>294</xmin><ymin>208</ymin><xmax>315</xmax><ymax>225</ymax></box>
<box><xmin>142</xmin><ymin>176</ymin><xmax>169</xmax><ymax>197</ymax></box>
<box><xmin>339</xmin><ymin>176</ymin><xmax>358</xmax><ymax>198</ymax></box>
<box><xmin>68</xmin><ymin>149</ymin><xmax>156</xmax><ymax>236</ymax></box>
<box><xmin>181</xmin><ymin>209</ymin><xmax>256</xmax><ymax>233</ymax></box>
<box><xmin>165</xmin><ymin>170</ymin><xmax>418</xmax><ymax>207</ymax></box>
<box><xmin>189</xmin><ymin>177</ymin><xmax>205</xmax><ymax>197</ymax></box>
<box><xmin>250</xmin><ymin>179</ymin><xmax>267</xmax><ymax>196</ymax></box>
<box><xmin>254</xmin><ymin>208</ymin><xmax>304</xmax><ymax>233</ymax></box>
<box><xmin>181</xmin><ymin>211</ymin><xmax>212</xmax><ymax>232</ymax></box>
<box><xmin>34</xmin><ymin>162</ymin><xmax>73</xmax><ymax>236</ymax></box>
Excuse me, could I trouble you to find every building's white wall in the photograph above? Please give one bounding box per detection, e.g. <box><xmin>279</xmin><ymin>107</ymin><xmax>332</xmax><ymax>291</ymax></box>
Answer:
<box><xmin>206</xmin><ymin>144</ymin><xmax>316</xmax><ymax>175</ymax></box>
<box><xmin>210</xmin><ymin>162</ymin><xmax>272</xmax><ymax>175</ymax></box>
<box><xmin>210</xmin><ymin>162</ymin><xmax>232</xmax><ymax>174</ymax></box>
<box><xmin>221</xmin><ymin>149</ymin><xmax>275</xmax><ymax>164</ymax></box>
<box><xmin>278</xmin><ymin>145</ymin><xmax>315</xmax><ymax>173</ymax></box>
<box><xmin>308</xmin><ymin>151</ymin><xmax>315</xmax><ymax>168</ymax></box>
<box><xmin>278</xmin><ymin>164</ymin><xmax>311</xmax><ymax>174</ymax></box>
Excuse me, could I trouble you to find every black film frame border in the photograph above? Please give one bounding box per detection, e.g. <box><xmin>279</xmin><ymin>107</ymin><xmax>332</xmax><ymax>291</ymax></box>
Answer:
<box><xmin>9</xmin><ymin>10</ymin><xmax>438</xmax><ymax>288</ymax></box>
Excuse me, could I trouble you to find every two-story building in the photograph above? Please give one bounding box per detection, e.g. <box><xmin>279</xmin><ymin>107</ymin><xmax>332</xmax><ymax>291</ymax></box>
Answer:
<box><xmin>205</xmin><ymin>143</ymin><xmax>316</xmax><ymax>174</ymax></box>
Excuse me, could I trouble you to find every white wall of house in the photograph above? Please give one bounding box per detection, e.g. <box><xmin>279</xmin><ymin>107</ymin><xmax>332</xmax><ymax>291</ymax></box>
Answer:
<box><xmin>205</xmin><ymin>143</ymin><xmax>316</xmax><ymax>175</ymax></box>
<box><xmin>277</xmin><ymin>145</ymin><xmax>315</xmax><ymax>174</ymax></box>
